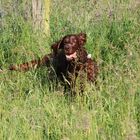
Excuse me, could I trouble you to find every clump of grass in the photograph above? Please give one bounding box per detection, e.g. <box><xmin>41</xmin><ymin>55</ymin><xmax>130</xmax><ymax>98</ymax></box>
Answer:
<box><xmin>0</xmin><ymin>0</ymin><xmax>140</xmax><ymax>139</ymax></box>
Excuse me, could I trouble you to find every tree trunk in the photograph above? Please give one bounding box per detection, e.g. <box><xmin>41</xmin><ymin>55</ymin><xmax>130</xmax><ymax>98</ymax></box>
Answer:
<box><xmin>31</xmin><ymin>0</ymin><xmax>50</xmax><ymax>35</ymax></box>
<box><xmin>44</xmin><ymin>0</ymin><xmax>51</xmax><ymax>35</ymax></box>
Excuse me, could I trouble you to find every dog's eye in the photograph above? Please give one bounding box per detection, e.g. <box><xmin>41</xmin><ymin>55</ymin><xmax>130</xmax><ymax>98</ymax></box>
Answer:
<box><xmin>73</xmin><ymin>38</ymin><xmax>77</xmax><ymax>43</ymax></box>
<box><xmin>63</xmin><ymin>38</ymin><xmax>70</xmax><ymax>44</ymax></box>
<box><xmin>70</xmin><ymin>36</ymin><xmax>77</xmax><ymax>43</ymax></box>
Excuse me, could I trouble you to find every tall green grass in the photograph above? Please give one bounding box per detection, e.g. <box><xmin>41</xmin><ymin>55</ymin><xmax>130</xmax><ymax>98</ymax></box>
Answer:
<box><xmin>0</xmin><ymin>0</ymin><xmax>140</xmax><ymax>139</ymax></box>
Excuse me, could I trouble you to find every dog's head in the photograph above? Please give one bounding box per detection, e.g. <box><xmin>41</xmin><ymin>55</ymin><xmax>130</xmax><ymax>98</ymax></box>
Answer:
<box><xmin>51</xmin><ymin>33</ymin><xmax>87</xmax><ymax>61</ymax></box>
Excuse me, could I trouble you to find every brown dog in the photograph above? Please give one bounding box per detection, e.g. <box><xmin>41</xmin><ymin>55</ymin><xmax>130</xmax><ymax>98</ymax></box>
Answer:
<box><xmin>9</xmin><ymin>33</ymin><xmax>98</xmax><ymax>94</ymax></box>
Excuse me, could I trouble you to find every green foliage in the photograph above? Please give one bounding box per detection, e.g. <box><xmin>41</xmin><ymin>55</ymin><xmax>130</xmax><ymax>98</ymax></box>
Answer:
<box><xmin>0</xmin><ymin>0</ymin><xmax>140</xmax><ymax>139</ymax></box>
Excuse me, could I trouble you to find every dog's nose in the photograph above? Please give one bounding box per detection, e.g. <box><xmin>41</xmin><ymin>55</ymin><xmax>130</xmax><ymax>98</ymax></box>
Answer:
<box><xmin>65</xmin><ymin>45</ymin><xmax>70</xmax><ymax>50</ymax></box>
<box><xmin>65</xmin><ymin>45</ymin><xmax>71</xmax><ymax>55</ymax></box>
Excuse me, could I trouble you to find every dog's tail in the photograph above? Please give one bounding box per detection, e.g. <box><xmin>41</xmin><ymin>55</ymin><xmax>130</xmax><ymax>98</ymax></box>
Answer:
<box><xmin>9</xmin><ymin>54</ymin><xmax>52</xmax><ymax>72</ymax></box>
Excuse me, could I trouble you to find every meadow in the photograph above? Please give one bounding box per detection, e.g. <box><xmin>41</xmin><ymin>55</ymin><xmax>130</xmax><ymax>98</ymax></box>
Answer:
<box><xmin>0</xmin><ymin>0</ymin><xmax>140</xmax><ymax>139</ymax></box>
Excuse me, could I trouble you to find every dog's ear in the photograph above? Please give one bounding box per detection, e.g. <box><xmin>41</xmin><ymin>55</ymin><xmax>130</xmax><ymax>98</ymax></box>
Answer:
<box><xmin>78</xmin><ymin>33</ymin><xmax>87</xmax><ymax>46</ymax></box>
<box><xmin>51</xmin><ymin>39</ymin><xmax>63</xmax><ymax>55</ymax></box>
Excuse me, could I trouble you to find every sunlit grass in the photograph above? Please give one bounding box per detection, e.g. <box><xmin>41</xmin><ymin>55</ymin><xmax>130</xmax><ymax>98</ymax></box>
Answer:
<box><xmin>0</xmin><ymin>0</ymin><xmax>140</xmax><ymax>139</ymax></box>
